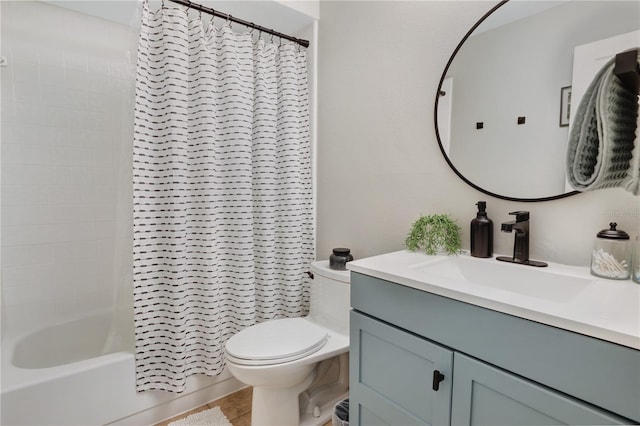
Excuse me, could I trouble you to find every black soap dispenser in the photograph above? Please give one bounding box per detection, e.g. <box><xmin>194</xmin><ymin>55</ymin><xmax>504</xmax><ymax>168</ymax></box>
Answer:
<box><xmin>471</xmin><ymin>201</ymin><xmax>493</xmax><ymax>258</ymax></box>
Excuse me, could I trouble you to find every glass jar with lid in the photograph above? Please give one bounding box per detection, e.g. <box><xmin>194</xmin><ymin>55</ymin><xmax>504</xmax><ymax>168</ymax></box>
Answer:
<box><xmin>590</xmin><ymin>223</ymin><xmax>630</xmax><ymax>280</ymax></box>
<box><xmin>632</xmin><ymin>236</ymin><xmax>640</xmax><ymax>284</ymax></box>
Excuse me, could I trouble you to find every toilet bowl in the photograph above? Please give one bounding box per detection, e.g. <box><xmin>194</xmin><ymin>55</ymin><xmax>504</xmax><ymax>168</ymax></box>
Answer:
<box><xmin>224</xmin><ymin>261</ymin><xmax>350</xmax><ymax>426</ymax></box>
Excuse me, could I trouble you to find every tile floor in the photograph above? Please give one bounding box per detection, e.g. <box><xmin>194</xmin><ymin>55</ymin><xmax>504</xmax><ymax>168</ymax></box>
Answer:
<box><xmin>156</xmin><ymin>387</ymin><xmax>252</xmax><ymax>426</ymax></box>
<box><xmin>156</xmin><ymin>387</ymin><xmax>333</xmax><ymax>426</ymax></box>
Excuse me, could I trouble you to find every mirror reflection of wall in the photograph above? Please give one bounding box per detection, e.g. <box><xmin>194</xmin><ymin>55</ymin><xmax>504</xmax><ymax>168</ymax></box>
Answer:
<box><xmin>444</xmin><ymin>1</ymin><xmax>639</xmax><ymax>200</ymax></box>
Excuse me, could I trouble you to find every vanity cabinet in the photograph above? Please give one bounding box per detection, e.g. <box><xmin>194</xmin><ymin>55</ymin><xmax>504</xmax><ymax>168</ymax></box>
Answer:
<box><xmin>450</xmin><ymin>353</ymin><xmax>626</xmax><ymax>425</ymax></box>
<box><xmin>349</xmin><ymin>272</ymin><xmax>639</xmax><ymax>425</ymax></box>
<box><xmin>350</xmin><ymin>311</ymin><xmax>453</xmax><ymax>425</ymax></box>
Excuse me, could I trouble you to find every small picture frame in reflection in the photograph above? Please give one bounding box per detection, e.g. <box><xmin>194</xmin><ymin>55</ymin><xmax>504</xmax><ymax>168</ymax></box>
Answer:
<box><xmin>559</xmin><ymin>86</ymin><xmax>571</xmax><ymax>127</ymax></box>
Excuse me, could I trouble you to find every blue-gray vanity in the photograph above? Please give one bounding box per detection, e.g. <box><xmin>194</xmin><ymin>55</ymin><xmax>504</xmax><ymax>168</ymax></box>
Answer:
<box><xmin>347</xmin><ymin>251</ymin><xmax>640</xmax><ymax>425</ymax></box>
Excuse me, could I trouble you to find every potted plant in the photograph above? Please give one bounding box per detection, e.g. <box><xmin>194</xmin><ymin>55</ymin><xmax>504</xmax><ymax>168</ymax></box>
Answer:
<box><xmin>405</xmin><ymin>214</ymin><xmax>462</xmax><ymax>255</ymax></box>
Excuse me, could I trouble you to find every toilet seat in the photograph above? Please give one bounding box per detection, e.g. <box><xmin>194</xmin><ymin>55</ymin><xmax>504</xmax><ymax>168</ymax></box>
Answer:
<box><xmin>225</xmin><ymin>318</ymin><xmax>328</xmax><ymax>366</ymax></box>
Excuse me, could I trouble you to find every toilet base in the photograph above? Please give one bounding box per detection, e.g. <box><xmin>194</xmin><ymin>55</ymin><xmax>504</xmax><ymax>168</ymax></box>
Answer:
<box><xmin>299</xmin><ymin>353</ymin><xmax>349</xmax><ymax>426</ymax></box>
<box><xmin>299</xmin><ymin>390</ymin><xmax>348</xmax><ymax>426</ymax></box>
<box><xmin>251</xmin><ymin>371</ymin><xmax>316</xmax><ymax>426</ymax></box>
<box><xmin>249</xmin><ymin>354</ymin><xmax>349</xmax><ymax>426</ymax></box>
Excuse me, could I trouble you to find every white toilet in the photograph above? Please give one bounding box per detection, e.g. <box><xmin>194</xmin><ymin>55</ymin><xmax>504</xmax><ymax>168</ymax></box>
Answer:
<box><xmin>224</xmin><ymin>261</ymin><xmax>350</xmax><ymax>426</ymax></box>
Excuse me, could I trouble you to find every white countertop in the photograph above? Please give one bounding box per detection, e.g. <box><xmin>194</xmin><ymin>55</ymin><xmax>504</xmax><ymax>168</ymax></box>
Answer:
<box><xmin>348</xmin><ymin>250</ymin><xmax>640</xmax><ymax>350</ymax></box>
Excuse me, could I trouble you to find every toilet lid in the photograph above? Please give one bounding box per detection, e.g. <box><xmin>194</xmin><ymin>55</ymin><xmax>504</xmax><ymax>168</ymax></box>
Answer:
<box><xmin>225</xmin><ymin>318</ymin><xmax>328</xmax><ymax>366</ymax></box>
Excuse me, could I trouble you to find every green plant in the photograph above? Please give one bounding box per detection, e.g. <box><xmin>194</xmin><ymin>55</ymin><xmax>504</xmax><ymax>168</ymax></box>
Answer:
<box><xmin>405</xmin><ymin>214</ymin><xmax>462</xmax><ymax>255</ymax></box>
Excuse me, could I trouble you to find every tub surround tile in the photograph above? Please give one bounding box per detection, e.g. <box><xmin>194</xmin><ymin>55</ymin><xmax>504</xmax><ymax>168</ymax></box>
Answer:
<box><xmin>1</xmin><ymin>0</ymin><xmax>137</xmax><ymax>336</ymax></box>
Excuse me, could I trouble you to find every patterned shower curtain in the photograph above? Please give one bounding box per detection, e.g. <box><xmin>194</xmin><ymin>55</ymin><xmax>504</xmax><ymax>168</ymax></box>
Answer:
<box><xmin>132</xmin><ymin>1</ymin><xmax>313</xmax><ymax>392</ymax></box>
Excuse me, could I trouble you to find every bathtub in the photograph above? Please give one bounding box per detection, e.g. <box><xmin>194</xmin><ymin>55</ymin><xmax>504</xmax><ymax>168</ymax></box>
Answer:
<box><xmin>1</xmin><ymin>311</ymin><xmax>243</xmax><ymax>425</ymax></box>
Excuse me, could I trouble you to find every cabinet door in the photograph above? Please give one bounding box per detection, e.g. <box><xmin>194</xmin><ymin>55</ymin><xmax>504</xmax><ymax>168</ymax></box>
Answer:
<box><xmin>350</xmin><ymin>311</ymin><xmax>453</xmax><ymax>426</ymax></box>
<box><xmin>451</xmin><ymin>353</ymin><xmax>629</xmax><ymax>425</ymax></box>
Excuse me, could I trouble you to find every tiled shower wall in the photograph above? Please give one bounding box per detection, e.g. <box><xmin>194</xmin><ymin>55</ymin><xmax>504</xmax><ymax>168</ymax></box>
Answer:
<box><xmin>1</xmin><ymin>1</ymin><xmax>137</xmax><ymax>336</ymax></box>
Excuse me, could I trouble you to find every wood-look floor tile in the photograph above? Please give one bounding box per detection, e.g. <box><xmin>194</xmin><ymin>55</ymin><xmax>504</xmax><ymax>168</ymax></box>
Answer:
<box><xmin>229</xmin><ymin>411</ymin><xmax>252</xmax><ymax>426</ymax></box>
<box><xmin>156</xmin><ymin>387</ymin><xmax>338</xmax><ymax>426</ymax></box>
<box><xmin>210</xmin><ymin>386</ymin><xmax>253</xmax><ymax>420</ymax></box>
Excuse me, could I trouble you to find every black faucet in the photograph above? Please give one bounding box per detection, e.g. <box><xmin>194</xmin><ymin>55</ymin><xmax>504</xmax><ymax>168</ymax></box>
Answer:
<box><xmin>496</xmin><ymin>211</ymin><xmax>548</xmax><ymax>267</ymax></box>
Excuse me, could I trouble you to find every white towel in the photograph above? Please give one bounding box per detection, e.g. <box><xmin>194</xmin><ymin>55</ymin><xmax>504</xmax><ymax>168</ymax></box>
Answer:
<box><xmin>566</xmin><ymin>56</ymin><xmax>639</xmax><ymax>195</ymax></box>
<box><xmin>168</xmin><ymin>407</ymin><xmax>232</xmax><ymax>426</ymax></box>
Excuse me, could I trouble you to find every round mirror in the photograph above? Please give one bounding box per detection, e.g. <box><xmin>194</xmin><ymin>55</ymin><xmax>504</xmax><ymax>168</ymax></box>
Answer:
<box><xmin>435</xmin><ymin>0</ymin><xmax>640</xmax><ymax>201</ymax></box>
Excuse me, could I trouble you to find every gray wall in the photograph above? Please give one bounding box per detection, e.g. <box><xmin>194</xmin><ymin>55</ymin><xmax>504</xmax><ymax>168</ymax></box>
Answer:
<box><xmin>316</xmin><ymin>0</ymin><xmax>639</xmax><ymax>267</ymax></box>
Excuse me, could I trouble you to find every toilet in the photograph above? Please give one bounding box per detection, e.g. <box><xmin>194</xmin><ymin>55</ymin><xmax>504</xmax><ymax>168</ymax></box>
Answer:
<box><xmin>224</xmin><ymin>261</ymin><xmax>350</xmax><ymax>426</ymax></box>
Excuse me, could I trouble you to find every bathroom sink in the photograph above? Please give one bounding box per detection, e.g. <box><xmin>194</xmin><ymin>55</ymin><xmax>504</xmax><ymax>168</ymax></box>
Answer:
<box><xmin>348</xmin><ymin>250</ymin><xmax>640</xmax><ymax>350</ymax></box>
<box><xmin>410</xmin><ymin>255</ymin><xmax>594</xmax><ymax>301</ymax></box>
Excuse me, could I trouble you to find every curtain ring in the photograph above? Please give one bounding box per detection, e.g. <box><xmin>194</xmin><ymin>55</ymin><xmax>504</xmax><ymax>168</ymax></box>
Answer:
<box><xmin>250</xmin><ymin>26</ymin><xmax>257</xmax><ymax>45</ymax></box>
<box><xmin>226</xmin><ymin>14</ymin><xmax>232</xmax><ymax>29</ymax></box>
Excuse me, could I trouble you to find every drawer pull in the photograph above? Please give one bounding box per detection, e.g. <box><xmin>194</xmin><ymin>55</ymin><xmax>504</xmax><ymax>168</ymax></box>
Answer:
<box><xmin>432</xmin><ymin>370</ymin><xmax>445</xmax><ymax>391</ymax></box>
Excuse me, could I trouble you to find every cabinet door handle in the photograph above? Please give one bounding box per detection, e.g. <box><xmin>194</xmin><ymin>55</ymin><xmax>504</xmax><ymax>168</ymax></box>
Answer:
<box><xmin>432</xmin><ymin>370</ymin><xmax>445</xmax><ymax>391</ymax></box>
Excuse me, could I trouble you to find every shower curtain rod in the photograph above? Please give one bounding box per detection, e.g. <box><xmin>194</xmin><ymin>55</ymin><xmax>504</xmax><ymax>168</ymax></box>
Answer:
<box><xmin>166</xmin><ymin>0</ymin><xmax>310</xmax><ymax>48</ymax></box>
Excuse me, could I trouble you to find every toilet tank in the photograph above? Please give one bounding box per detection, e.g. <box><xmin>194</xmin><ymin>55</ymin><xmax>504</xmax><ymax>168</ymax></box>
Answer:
<box><xmin>308</xmin><ymin>260</ymin><xmax>350</xmax><ymax>336</ymax></box>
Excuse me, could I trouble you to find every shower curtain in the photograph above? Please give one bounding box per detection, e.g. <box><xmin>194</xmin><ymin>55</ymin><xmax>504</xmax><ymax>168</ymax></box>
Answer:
<box><xmin>132</xmin><ymin>1</ymin><xmax>313</xmax><ymax>392</ymax></box>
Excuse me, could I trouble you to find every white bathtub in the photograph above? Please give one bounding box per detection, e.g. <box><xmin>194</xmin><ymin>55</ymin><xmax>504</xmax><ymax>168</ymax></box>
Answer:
<box><xmin>1</xmin><ymin>312</ymin><xmax>243</xmax><ymax>425</ymax></box>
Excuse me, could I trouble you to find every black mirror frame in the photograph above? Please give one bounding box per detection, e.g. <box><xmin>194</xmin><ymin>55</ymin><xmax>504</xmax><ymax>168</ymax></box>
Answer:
<box><xmin>434</xmin><ymin>0</ymin><xmax>580</xmax><ymax>202</ymax></box>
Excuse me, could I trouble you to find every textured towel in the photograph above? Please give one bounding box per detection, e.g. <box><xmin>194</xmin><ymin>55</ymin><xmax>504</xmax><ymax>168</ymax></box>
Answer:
<box><xmin>566</xmin><ymin>56</ymin><xmax>639</xmax><ymax>194</ymax></box>
<box><xmin>168</xmin><ymin>407</ymin><xmax>232</xmax><ymax>426</ymax></box>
